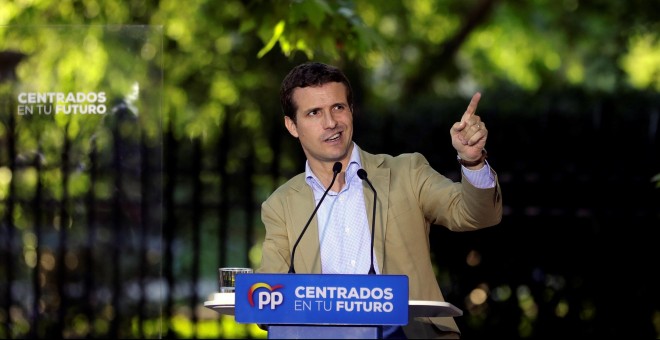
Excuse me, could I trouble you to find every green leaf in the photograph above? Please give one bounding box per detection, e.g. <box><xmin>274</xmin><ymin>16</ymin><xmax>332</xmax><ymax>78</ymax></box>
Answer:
<box><xmin>652</xmin><ymin>173</ymin><xmax>660</xmax><ymax>188</ymax></box>
<box><xmin>257</xmin><ymin>20</ymin><xmax>286</xmax><ymax>58</ymax></box>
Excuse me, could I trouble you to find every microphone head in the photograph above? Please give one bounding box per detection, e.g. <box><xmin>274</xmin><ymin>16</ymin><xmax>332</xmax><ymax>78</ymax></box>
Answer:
<box><xmin>333</xmin><ymin>162</ymin><xmax>342</xmax><ymax>174</ymax></box>
<box><xmin>357</xmin><ymin>168</ymin><xmax>368</xmax><ymax>180</ymax></box>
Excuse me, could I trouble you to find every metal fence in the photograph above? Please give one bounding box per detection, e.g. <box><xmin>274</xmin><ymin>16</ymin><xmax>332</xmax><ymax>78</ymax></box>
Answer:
<box><xmin>1</xmin><ymin>88</ymin><xmax>659</xmax><ymax>338</ymax></box>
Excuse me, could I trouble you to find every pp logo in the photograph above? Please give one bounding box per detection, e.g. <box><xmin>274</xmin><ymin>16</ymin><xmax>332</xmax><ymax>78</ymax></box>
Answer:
<box><xmin>248</xmin><ymin>283</ymin><xmax>284</xmax><ymax>310</ymax></box>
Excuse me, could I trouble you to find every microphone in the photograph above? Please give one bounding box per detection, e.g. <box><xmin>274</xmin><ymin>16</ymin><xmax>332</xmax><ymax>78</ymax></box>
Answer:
<box><xmin>357</xmin><ymin>169</ymin><xmax>377</xmax><ymax>275</ymax></box>
<box><xmin>288</xmin><ymin>161</ymin><xmax>342</xmax><ymax>274</ymax></box>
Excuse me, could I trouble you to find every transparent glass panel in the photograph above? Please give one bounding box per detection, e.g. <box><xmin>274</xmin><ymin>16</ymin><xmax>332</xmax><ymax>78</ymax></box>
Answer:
<box><xmin>0</xmin><ymin>25</ymin><xmax>163</xmax><ymax>339</ymax></box>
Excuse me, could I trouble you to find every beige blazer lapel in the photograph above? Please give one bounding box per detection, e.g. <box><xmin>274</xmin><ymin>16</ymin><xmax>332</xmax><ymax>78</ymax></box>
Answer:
<box><xmin>286</xmin><ymin>148</ymin><xmax>391</xmax><ymax>275</ymax></box>
<box><xmin>360</xmin><ymin>150</ymin><xmax>390</xmax><ymax>274</ymax></box>
<box><xmin>287</xmin><ymin>181</ymin><xmax>323</xmax><ymax>273</ymax></box>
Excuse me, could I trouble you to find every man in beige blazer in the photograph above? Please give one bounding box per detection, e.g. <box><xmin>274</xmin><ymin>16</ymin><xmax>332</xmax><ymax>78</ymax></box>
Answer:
<box><xmin>258</xmin><ymin>62</ymin><xmax>502</xmax><ymax>339</ymax></box>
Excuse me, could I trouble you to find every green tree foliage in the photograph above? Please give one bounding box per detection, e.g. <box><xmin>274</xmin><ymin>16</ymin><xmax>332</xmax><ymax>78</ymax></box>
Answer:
<box><xmin>5</xmin><ymin>0</ymin><xmax>657</xmax><ymax>135</ymax></box>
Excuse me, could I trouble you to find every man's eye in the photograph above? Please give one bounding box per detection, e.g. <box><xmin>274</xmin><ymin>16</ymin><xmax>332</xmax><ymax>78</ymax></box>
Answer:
<box><xmin>308</xmin><ymin>110</ymin><xmax>318</xmax><ymax>116</ymax></box>
<box><xmin>333</xmin><ymin>105</ymin><xmax>344</xmax><ymax>111</ymax></box>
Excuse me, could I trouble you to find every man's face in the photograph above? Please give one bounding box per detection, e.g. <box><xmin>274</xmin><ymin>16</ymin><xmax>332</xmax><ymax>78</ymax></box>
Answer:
<box><xmin>285</xmin><ymin>82</ymin><xmax>353</xmax><ymax>167</ymax></box>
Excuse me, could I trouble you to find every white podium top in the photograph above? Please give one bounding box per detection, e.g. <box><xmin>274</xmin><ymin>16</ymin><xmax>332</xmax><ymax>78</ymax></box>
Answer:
<box><xmin>204</xmin><ymin>293</ymin><xmax>462</xmax><ymax>317</ymax></box>
<box><xmin>408</xmin><ymin>300</ymin><xmax>462</xmax><ymax>317</ymax></box>
<box><xmin>204</xmin><ymin>292</ymin><xmax>235</xmax><ymax>315</ymax></box>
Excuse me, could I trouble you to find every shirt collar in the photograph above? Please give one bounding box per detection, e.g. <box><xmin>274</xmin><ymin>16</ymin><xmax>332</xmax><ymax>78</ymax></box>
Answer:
<box><xmin>305</xmin><ymin>142</ymin><xmax>363</xmax><ymax>191</ymax></box>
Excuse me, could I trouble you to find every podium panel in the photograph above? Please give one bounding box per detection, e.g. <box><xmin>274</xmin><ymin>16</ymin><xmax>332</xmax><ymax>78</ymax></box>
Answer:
<box><xmin>267</xmin><ymin>325</ymin><xmax>381</xmax><ymax>339</ymax></box>
<box><xmin>234</xmin><ymin>274</ymin><xmax>409</xmax><ymax>326</ymax></box>
<box><xmin>204</xmin><ymin>273</ymin><xmax>463</xmax><ymax>339</ymax></box>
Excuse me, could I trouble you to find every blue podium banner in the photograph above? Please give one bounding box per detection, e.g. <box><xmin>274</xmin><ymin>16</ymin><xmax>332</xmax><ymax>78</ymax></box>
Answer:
<box><xmin>234</xmin><ymin>274</ymin><xmax>409</xmax><ymax>326</ymax></box>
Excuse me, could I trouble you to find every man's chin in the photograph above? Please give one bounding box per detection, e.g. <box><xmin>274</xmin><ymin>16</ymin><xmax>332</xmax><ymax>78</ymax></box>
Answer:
<box><xmin>325</xmin><ymin>142</ymin><xmax>352</xmax><ymax>157</ymax></box>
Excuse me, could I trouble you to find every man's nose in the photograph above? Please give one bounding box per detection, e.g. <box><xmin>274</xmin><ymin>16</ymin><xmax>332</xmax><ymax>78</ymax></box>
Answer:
<box><xmin>322</xmin><ymin>111</ymin><xmax>337</xmax><ymax>129</ymax></box>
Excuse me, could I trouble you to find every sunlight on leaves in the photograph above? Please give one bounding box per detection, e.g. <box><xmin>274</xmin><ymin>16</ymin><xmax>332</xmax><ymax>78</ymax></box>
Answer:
<box><xmin>257</xmin><ymin>20</ymin><xmax>286</xmax><ymax>58</ymax></box>
<box><xmin>579</xmin><ymin>300</ymin><xmax>596</xmax><ymax>321</ymax></box>
<box><xmin>651</xmin><ymin>173</ymin><xmax>660</xmax><ymax>188</ymax></box>
<box><xmin>621</xmin><ymin>33</ymin><xmax>660</xmax><ymax>91</ymax></box>
<box><xmin>0</xmin><ymin>167</ymin><xmax>13</xmax><ymax>200</ymax></box>
<box><xmin>555</xmin><ymin>299</ymin><xmax>569</xmax><ymax>318</ymax></box>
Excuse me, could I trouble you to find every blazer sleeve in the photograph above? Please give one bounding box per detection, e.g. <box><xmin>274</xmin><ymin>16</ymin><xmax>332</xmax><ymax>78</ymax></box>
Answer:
<box><xmin>257</xmin><ymin>197</ymin><xmax>292</xmax><ymax>273</ymax></box>
<box><xmin>410</xmin><ymin>152</ymin><xmax>502</xmax><ymax>231</ymax></box>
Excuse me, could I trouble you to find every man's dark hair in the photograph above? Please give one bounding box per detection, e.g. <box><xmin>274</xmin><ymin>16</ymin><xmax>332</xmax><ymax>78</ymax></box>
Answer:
<box><xmin>280</xmin><ymin>62</ymin><xmax>353</xmax><ymax>122</ymax></box>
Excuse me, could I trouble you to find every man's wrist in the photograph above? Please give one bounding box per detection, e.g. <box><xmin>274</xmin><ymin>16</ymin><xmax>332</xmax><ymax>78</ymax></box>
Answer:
<box><xmin>457</xmin><ymin>149</ymin><xmax>487</xmax><ymax>167</ymax></box>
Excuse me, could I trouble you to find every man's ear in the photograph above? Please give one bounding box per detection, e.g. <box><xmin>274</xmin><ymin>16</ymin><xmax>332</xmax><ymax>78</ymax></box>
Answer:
<box><xmin>284</xmin><ymin>116</ymin><xmax>299</xmax><ymax>138</ymax></box>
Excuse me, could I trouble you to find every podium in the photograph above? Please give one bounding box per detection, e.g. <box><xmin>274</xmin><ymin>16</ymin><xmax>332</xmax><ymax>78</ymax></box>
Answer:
<box><xmin>204</xmin><ymin>273</ymin><xmax>462</xmax><ymax>339</ymax></box>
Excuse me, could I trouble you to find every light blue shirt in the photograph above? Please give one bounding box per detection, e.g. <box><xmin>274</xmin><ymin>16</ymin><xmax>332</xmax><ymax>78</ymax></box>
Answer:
<box><xmin>306</xmin><ymin>144</ymin><xmax>377</xmax><ymax>274</ymax></box>
<box><xmin>304</xmin><ymin>143</ymin><xmax>495</xmax><ymax>275</ymax></box>
<box><xmin>462</xmin><ymin>160</ymin><xmax>496</xmax><ymax>189</ymax></box>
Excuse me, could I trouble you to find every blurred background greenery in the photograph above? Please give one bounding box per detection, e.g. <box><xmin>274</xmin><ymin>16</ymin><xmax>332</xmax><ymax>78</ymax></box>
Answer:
<box><xmin>0</xmin><ymin>0</ymin><xmax>659</xmax><ymax>338</ymax></box>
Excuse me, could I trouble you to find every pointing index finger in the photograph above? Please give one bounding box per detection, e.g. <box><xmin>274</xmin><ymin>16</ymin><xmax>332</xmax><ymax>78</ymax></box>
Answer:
<box><xmin>461</xmin><ymin>92</ymin><xmax>482</xmax><ymax>123</ymax></box>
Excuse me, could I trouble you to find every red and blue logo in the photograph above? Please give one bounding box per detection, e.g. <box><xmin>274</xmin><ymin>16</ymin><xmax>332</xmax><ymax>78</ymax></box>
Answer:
<box><xmin>248</xmin><ymin>282</ymin><xmax>284</xmax><ymax>309</ymax></box>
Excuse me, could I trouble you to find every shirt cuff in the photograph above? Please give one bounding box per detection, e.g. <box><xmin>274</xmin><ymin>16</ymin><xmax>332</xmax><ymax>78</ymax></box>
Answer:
<box><xmin>461</xmin><ymin>161</ymin><xmax>496</xmax><ymax>189</ymax></box>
